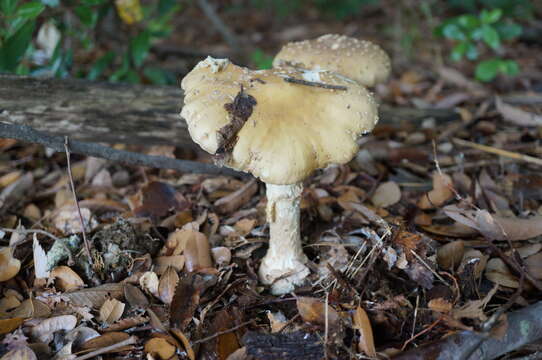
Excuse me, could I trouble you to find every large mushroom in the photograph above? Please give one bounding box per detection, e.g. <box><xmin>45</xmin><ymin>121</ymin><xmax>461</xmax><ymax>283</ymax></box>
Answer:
<box><xmin>181</xmin><ymin>44</ymin><xmax>387</xmax><ymax>293</ymax></box>
<box><xmin>273</xmin><ymin>34</ymin><xmax>391</xmax><ymax>87</ymax></box>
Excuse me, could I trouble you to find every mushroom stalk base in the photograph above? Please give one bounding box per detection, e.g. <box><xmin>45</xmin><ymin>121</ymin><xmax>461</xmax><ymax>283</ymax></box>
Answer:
<box><xmin>259</xmin><ymin>183</ymin><xmax>309</xmax><ymax>295</ymax></box>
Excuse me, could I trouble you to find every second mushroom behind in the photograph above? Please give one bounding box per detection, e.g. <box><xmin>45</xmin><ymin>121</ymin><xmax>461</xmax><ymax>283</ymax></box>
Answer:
<box><xmin>181</xmin><ymin>43</ymin><xmax>389</xmax><ymax>293</ymax></box>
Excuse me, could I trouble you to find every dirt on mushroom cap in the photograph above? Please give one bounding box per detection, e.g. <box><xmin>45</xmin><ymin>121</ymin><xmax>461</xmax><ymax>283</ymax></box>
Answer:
<box><xmin>273</xmin><ymin>34</ymin><xmax>391</xmax><ymax>87</ymax></box>
<box><xmin>180</xmin><ymin>57</ymin><xmax>378</xmax><ymax>185</ymax></box>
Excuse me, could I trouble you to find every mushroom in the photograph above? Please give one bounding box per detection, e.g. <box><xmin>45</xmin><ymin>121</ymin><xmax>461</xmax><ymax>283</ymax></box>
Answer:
<box><xmin>180</xmin><ymin>55</ymin><xmax>383</xmax><ymax>294</ymax></box>
<box><xmin>273</xmin><ymin>34</ymin><xmax>391</xmax><ymax>87</ymax></box>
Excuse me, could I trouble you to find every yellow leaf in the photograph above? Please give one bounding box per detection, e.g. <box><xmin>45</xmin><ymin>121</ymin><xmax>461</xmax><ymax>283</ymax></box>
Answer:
<box><xmin>115</xmin><ymin>0</ymin><xmax>143</xmax><ymax>25</ymax></box>
<box><xmin>0</xmin><ymin>317</ymin><xmax>24</xmax><ymax>334</ymax></box>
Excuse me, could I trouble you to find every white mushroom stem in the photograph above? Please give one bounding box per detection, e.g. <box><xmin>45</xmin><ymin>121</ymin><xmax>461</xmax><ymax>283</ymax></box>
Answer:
<box><xmin>259</xmin><ymin>183</ymin><xmax>310</xmax><ymax>295</ymax></box>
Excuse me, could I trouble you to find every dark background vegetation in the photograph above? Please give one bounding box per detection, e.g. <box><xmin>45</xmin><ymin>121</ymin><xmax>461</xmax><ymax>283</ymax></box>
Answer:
<box><xmin>0</xmin><ymin>0</ymin><xmax>540</xmax><ymax>85</ymax></box>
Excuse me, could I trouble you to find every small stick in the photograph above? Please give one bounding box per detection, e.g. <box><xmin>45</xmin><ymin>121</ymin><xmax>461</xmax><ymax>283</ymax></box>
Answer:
<box><xmin>0</xmin><ymin>227</ymin><xmax>62</xmax><ymax>246</ymax></box>
<box><xmin>74</xmin><ymin>336</ymin><xmax>137</xmax><ymax>360</ymax></box>
<box><xmin>453</xmin><ymin>137</ymin><xmax>542</xmax><ymax>166</ymax></box>
<box><xmin>401</xmin><ymin>316</ymin><xmax>443</xmax><ymax>351</ymax></box>
<box><xmin>283</xmin><ymin>77</ymin><xmax>348</xmax><ymax>91</ymax></box>
<box><xmin>191</xmin><ymin>319</ymin><xmax>254</xmax><ymax>345</ymax></box>
<box><xmin>64</xmin><ymin>137</ymin><xmax>93</xmax><ymax>265</ymax></box>
<box><xmin>410</xmin><ymin>249</ymin><xmax>450</xmax><ymax>286</ymax></box>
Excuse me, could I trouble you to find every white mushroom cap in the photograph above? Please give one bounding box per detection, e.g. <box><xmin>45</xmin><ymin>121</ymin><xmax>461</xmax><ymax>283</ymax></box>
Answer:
<box><xmin>181</xmin><ymin>57</ymin><xmax>378</xmax><ymax>185</ymax></box>
<box><xmin>273</xmin><ymin>34</ymin><xmax>391</xmax><ymax>87</ymax></box>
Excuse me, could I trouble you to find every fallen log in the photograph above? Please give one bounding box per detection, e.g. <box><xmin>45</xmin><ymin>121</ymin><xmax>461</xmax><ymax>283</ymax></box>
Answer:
<box><xmin>0</xmin><ymin>74</ymin><xmax>459</xmax><ymax>175</ymax></box>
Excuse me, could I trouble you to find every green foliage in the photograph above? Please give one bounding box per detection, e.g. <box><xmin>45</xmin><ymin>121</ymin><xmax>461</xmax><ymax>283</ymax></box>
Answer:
<box><xmin>447</xmin><ymin>0</ymin><xmax>534</xmax><ymax>19</ymax></box>
<box><xmin>0</xmin><ymin>0</ymin><xmax>182</xmax><ymax>84</ymax></box>
<box><xmin>435</xmin><ymin>6</ymin><xmax>523</xmax><ymax>82</ymax></box>
<box><xmin>250</xmin><ymin>49</ymin><xmax>273</xmax><ymax>69</ymax></box>
<box><xmin>250</xmin><ymin>0</ymin><xmax>377</xmax><ymax>19</ymax></box>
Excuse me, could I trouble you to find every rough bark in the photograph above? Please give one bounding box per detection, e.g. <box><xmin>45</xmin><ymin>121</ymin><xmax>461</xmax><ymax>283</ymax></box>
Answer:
<box><xmin>243</xmin><ymin>331</ymin><xmax>324</xmax><ymax>360</ymax></box>
<box><xmin>0</xmin><ymin>74</ymin><xmax>459</xmax><ymax>148</ymax></box>
<box><xmin>393</xmin><ymin>301</ymin><xmax>542</xmax><ymax>360</ymax></box>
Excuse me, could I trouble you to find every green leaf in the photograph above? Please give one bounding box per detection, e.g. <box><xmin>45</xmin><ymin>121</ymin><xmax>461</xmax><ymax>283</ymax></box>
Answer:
<box><xmin>0</xmin><ymin>20</ymin><xmax>34</xmax><ymax>71</ymax></box>
<box><xmin>501</xmin><ymin>60</ymin><xmax>519</xmax><ymax>76</ymax></box>
<box><xmin>87</xmin><ymin>51</ymin><xmax>115</xmax><ymax>80</ymax></box>
<box><xmin>0</xmin><ymin>0</ymin><xmax>18</xmax><ymax>15</ymax></box>
<box><xmin>16</xmin><ymin>1</ymin><xmax>45</xmax><ymax>19</ymax></box>
<box><xmin>143</xmin><ymin>66</ymin><xmax>173</xmax><ymax>85</ymax></box>
<box><xmin>40</xmin><ymin>0</ymin><xmax>59</xmax><ymax>7</ymax></box>
<box><xmin>480</xmin><ymin>8</ymin><xmax>502</xmax><ymax>24</ymax></box>
<box><xmin>475</xmin><ymin>59</ymin><xmax>501</xmax><ymax>82</ymax></box>
<box><xmin>157</xmin><ymin>0</ymin><xmax>178</xmax><ymax>16</ymax></box>
<box><xmin>74</xmin><ymin>5</ymin><xmax>98</xmax><ymax>27</ymax></box>
<box><xmin>451</xmin><ymin>42</ymin><xmax>467</xmax><ymax>61</ymax></box>
<box><xmin>130</xmin><ymin>30</ymin><xmax>150</xmax><ymax>68</ymax></box>
<box><xmin>495</xmin><ymin>22</ymin><xmax>522</xmax><ymax>40</ymax></box>
<box><xmin>442</xmin><ymin>23</ymin><xmax>466</xmax><ymax>41</ymax></box>
<box><xmin>457</xmin><ymin>15</ymin><xmax>479</xmax><ymax>30</ymax></box>
<box><xmin>124</xmin><ymin>69</ymin><xmax>140</xmax><ymax>83</ymax></box>
<box><xmin>80</xmin><ymin>0</ymin><xmax>105</xmax><ymax>5</ymax></box>
<box><xmin>465</xmin><ymin>42</ymin><xmax>478</xmax><ymax>60</ymax></box>
<box><xmin>482</xmin><ymin>25</ymin><xmax>500</xmax><ymax>50</ymax></box>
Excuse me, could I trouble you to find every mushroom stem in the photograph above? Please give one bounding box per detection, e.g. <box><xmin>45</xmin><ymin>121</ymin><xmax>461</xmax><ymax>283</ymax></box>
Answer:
<box><xmin>259</xmin><ymin>183</ymin><xmax>310</xmax><ymax>294</ymax></box>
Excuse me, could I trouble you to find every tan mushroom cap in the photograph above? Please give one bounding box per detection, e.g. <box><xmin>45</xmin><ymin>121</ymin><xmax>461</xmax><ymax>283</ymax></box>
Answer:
<box><xmin>273</xmin><ymin>34</ymin><xmax>391</xmax><ymax>87</ymax></box>
<box><xmin>181</xmin><ymin>57</ymin><xmax>378</xmax><ymax>185</ymax></box>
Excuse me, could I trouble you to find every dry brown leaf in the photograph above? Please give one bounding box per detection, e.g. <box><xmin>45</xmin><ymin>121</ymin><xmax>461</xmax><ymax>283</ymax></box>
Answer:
<box><xmin>496</xmin><ymin>96</ymin><xmax>542</xmax><ymax>127</ymax></box>
<box><xmin>9</xmin><ymin>298</ymin><xmax>51</xmax><ymax>319</ymax></box>
<box><xmin>0</xmin><ymin>171</ymin><xmax>21</xmax><ymax>188</ymax></box>
<box><xmin>31</xmin><ymin>315</ymin><xmax>77</xmax><ymax>343</ymax></box>
<box><xmin>214</xmin><ymin>179</ymin><xmax>258</xmax><ymax>214</ymax></box>
<box><xmin>458</xmin><ymin>249</ymin><xmax>488</xmax><ymax>280</ymax></box>
<box><xmin>0</xmin><ymin>294</ymin><xmax>21</xmax><ymax>312</ymax></box>
<box><xmin>0</xmin><ymin>173</ymin><xmax>33</xmax><ymax>212</ymax></box>
<box><xmin>428</xmin><ymin>298</ymin><xmax>453</xmax><ymax>313</ymax></box>
<box><xmin>485</xmin><ymin>258</ymin><xmax>519</xmax><ymax>288</ymax></box>
<box><xmin>296</xmin><ymin>297</ymin><xmax>339</xmax><ymax>328</ymax></box>
<box><xmin>352</xmin><ymin>306</ymin><xmax>376</xmax><ymax>357</ymax></box>
<box><xmin>0</xmin><ymin>247</ymin><xmax>20</xmax><ymax>282</ymax></box>
<box><xmin>418</xmin><ymin>173</ymin><xmax>453</xmax><ymax>209</ymax></box>
<box><xmin>437</xmin><ymin>240</ymin><xmax>464</xmax><ymax>270</ymax></box>
<box><xmin>445</xmin><ymin>205</ymin><xmax>542</xmax><ymax>241</ymax></box>
<box><xmin>267</xmin><ymin>311</ymin><xmax>288</xmax><ymax>333</ymax></box>
<box><xmin>140</xmin><ymin>271</ymin><xmax>160</xmax><ymax>297</ymax></box>
<box><xmin>123</xmin><ymin>283</ymin><xmax>149</xmax><ymax>308</ymax></box>
<box><xmin>371</xmin><ymin>181</ymin><xmax>401</xmax><ymax>208</ymax></box>
<box><xmin>233</xmin><ymin>218</ymin><xmax>256</xmax><ymax>236</ymax></box>
<box><xmin>145</xmin><ymin>337</ymin><xmax>177</xmax><ymax>360</ymax></box>
<box><xmin>99</xmin><ymin>298</ymin><xmax>125</xmax><ymax>324</ymax></box>
<box><xmin>170</xmin><ymin>328</ymin><xmax>195</xmax><ymax>360</ymax></box>
<box><xmin>134</xmin><ymin>181</ymin><xmax>189</xmax><ymax>220</ymax></box>
<box><xmin>103</xmin><ymin>315</ymin><xmax>148</xmax><ymax>332</ymax></box>
<box><xmin>0</xmin><ymin>346</ymin><xmax>37</xmax><ymax>360</ymax></box>
<box><xmin>169</xmin><ymin>273</ymin><xmax>201</xmax><ymax>330</ymax></box>
<box><xmin>184</xmin><ymin>230</ymin><xmax>212</xmax><ymax>272</ymax></box>
<box><xmin>49</xmin><ymin>266</ymin><xmax>85</xmax><ymax>291</ymax></box>
<box><xmin>154</xmin><ymin>255</ymin><xmax>185</xmax><ymax>274</ymax></box>
<box><xmin>80</xmin><ymin>332</ymin><xmax>132</xmax><ymax>353</ymax></box>
<box><xmin>164</xmin><ymin>228</ymin><xmax>189</xmax><ymax>255</ymax></box>
<box><xmin>525</xmin><ymin>252</ymin><xmax>542</xmax><ymax>280</ymax></box>
<box><xmin>158</xmin><ymin>267</ymin><xmax>179</xmax><ymax>305</ymax></box>
<box><xmin>64</xmin><ymin>283</ymin><xmax>124</xmax><ymax>307</ymax></box>
<box><xmin>225</xmin><ymin>347</ymin><xmax>247</xmax><ymax>360</ymax></box>
<box><xmin>453</xmin><ymin>285</ymin><xmax>497</xmax><ymax>321</ymax></box>
<box><xmin>0</xmin><ymin>318</ymin><xmax>24</xmax><ymax>334</ymax></box>
<box><xmin>22</xmin><ymin>204</ymin><xmax>41</xmax><ymax>222</ymax></box>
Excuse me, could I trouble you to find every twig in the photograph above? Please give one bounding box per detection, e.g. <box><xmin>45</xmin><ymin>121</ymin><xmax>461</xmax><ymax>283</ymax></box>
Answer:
<box><xmin>74</xmin><ymin>336</ymin><xmax>137</xmax><ymax>360</ymax></box>
<box><xmin>283</xmin><ymin>77</ymin><xmax>348</xmax><ymax>91</ymax></box>
<box><xmin>401</xmin><ymin>316</ymin><xmax>443</xmax><ymax>351</ymax></box>
<box><xmin>64</xmin><ymin>137</ymin><xmax>93</xmax><ymax>265</ymax></box>
<box><xmin>0</xmin><ymin>227</ymin><xmax>62</xmax><ymax>246</ymax></box>
<box><xmin>277</xmin><ymin>313</ymin><xmax>301</xmax><ymax>333</ymax></box>
<box><xmin>0</xmin><ymin>123</ymin><xmax>243</xmax><ymax>178</ymax></box>
<box><xmin>196</xmin><ymin>0</ymin><xmax>240</xmax><ymax>51</ymax></box>
<box><xmin>191</xmin><ymin>319</ymin><xmax>254</xmax><ymax>345</ymax></box>
<box><xmin>410</xmin><ymin>249</ymin><xmax>450</xmax><ymax>286</ymax></box>
<box><xmin>452</xmin><ymin>137</ymin><xmax>542</xmax><ymax>166</ymax></box>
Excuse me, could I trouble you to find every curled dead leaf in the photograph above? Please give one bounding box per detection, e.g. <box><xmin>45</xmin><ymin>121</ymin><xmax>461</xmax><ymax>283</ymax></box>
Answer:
<box><xmin>485</xmin><ymin>258</ymin><xmax>519</xmax><ymax>288</ymax></box>
<box><xmin>50</xmin><ymin>265</ymin><xmax>85</xmax><ymax>291</ymax></box>
<box><xmin>144</xmin><ymin>337</ymin><xmax>177</xmax><ymax>360</ymax></box>
<box><xmin>352</xmin><ymin>306</ymin><xmax>376</xmax><ymax>357</ymax></box>
<box><xmin>184</xmin><ymin>230</ymin><xmax>212</xmax><ymax>272</ymax></box>
<box><xmin>31</xmin><ymin>315</ymin><xmax>77</xmax><ymax>343</ymax></box>
<box><xmin>158</xmin><ymin>266</ymin><xmax>179</xmax><ymax>304</ymax></box>
<box><xmin>99</xmin><ymin>298</ymin><xmax>125</xmax><ymax>324</ymax></box>
<box><xmin>418</xmin><ymin>173</ymin><xmax>453</xmax><ymax>209</ymax></box>
<box><xmin>140</xmin><ymin>271</ymin><xmax>160</xmax><ymax>298</ymax></box>
<box><xmin>0</xmin><ymin>247</ymin><xmax>20</xmax><ymax>282</ymax></box>
<box><xmin>371</xmin><ymin>181</ymin><xmax>401</xmax><ymax>208</ymax></box>
<box><xmin>437</xmin><ymin>240</ymin><xmax>464</xmax><ymax>270</ymax></box>
<box><xmin>0</xmin><ymin>346</ymin><xmax>37</xmax><ymax>360</ymax></box>
<box><xmin>296</xmin><ymin>297</ymin><xmax>339</xmax><ymax>328</ymax></box>
<box><xmin>81</xmin><ymin>332</ymin><xmax>133</xmax><ymax>353</ymax></box>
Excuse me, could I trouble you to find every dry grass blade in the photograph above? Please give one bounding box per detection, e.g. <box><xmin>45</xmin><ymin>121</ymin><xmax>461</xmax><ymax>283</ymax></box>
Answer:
<box><xmin>452</xmin><ymin>137</ymin><xmax>542</xmax><ymax>166</ymax></box>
